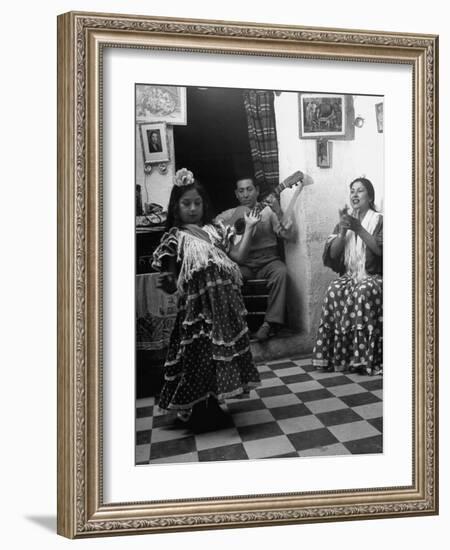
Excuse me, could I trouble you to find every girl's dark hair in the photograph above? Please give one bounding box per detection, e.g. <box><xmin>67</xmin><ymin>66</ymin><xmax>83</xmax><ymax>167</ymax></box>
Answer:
<box><xmin>350</xmin><ymin>177</ymin><xmax>377</xmax><ymax>211</ymax></box>
<box><xmin>165</xmin><ymin>179</ymin><xmax>214</xmax><ymax>230</ymax></box>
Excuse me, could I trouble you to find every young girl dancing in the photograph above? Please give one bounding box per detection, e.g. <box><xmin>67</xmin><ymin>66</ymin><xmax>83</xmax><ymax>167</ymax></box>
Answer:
<box><xmin>152</xmin><ymin>168</ymin><xmax>261</xmax><ymax>430</ymax></box>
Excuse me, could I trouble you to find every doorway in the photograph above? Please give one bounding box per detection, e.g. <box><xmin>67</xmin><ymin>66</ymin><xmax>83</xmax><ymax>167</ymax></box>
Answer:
<box><xmin>173</xmin><ymin>87</ymin><xmax>253</xmax><ymax>216</ymax></box>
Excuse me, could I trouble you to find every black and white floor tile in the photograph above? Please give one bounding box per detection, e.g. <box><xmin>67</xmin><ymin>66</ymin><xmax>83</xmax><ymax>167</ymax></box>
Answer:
<box><xmin>136</xmin><ymin>357</ymin><xmax>383</xmax><ymax>465</ymax></box>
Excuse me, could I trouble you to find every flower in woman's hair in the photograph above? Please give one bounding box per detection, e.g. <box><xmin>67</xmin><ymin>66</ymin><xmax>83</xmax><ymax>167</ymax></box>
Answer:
<box><xmin>174</xmin><ymin>168</ymin><xmax>195</xmax><ymax>187</ymax></box>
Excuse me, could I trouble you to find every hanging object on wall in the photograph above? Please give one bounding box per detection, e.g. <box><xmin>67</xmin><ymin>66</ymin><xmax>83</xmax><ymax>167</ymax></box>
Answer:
<box><xmin>299</xmin><ymin>93</ymin><xmax>345</xmax><ymax>138</ymax></box>
<box><xmin>139</xmin><ymin>122</ymin><xmax>170</xmax><ymax>165</ymax></box>
<box><xmin>157</xmin><ymin>162</ymin><xmax>168</xmax><ymax>175</ymax></box>
<box><xmin>316</xmin><ymin>139</ymin><xmax>332</xmax><ymax>168</ymax></box>
<box><xmin>375</xmin><ymin>102</ymin><xmax>384</xmax><ymax>133</ymax></box>
<box><xmin>143</xmin><ymin>163</ymin><xmax>152</xmax><ymax>175</ymax></box>
<box><xmin>299</xmin><ymin>93</ymin><xmax>355</xmax><ymax>140</ymax></box>
<box><xmin>354</xmin><ymin>116</ymin><xmax>365</xmax><ymax>128</ymax></box>
<box><xmin>136</xmin><ymin>85</ymin><xmax>187</xmax><ymax>125</ymax></box>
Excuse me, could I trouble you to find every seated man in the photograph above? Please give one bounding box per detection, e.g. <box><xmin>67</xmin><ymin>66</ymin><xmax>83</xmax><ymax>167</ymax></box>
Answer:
<box><xmin>216</xmin><ymin>177</ymin><xmax>293</xmax><ymax>341</ymax></box>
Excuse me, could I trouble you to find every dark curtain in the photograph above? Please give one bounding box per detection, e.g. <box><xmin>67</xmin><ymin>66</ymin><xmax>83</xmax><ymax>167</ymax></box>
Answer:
<box><xmin>242</xmin><ymin>90</ymin><xmax>279</xmax><ymax>197</ymax></box>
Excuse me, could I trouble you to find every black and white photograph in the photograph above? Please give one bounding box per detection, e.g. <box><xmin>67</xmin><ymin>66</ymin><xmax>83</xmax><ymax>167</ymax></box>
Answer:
<box><xmin>53</xmin><ymin>6</ymin><xmax>439</xmax><ymax>541</ymax></box>
<box><xmin>135</xmin><ymin>85</ymin><xmax>384</xmax><ymax>465</ymax></box>
<box><xmin>139</xmin><ymin>122</ymin><xmax>169</xmax><ymax>164</ymax></box>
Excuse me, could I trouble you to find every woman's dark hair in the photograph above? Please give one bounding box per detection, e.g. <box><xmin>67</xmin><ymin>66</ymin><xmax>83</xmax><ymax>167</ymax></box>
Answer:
<box><xmin>349</xmin><ymin>177</ymin><xmax>377</xmax><ymax>211</ymax></box>
<box><xmin>165</xmin><ymin>178</ymin><xmax>214</xmax><ymax>230</ymax></box>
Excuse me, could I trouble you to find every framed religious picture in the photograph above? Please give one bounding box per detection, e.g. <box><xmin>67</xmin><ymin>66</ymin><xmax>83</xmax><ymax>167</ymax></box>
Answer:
<box><xmin>136</xmin><ymin>84</ymin><xmax>187</xmax><ymax>125</ymax></box>
<box><xmin>57</xmin><ymin>12</ymin><xmax>438</xmax><ymax>538</ymax></box>
<box><xmin>299</xmin><ymin>93</ymin><xmax>347</xmax><ymax>138</ymax></box>
<box><xmin>375</xmin><ymin>101</ymin><xmax>384</xmax><ymax>133</ymax></box>
<box><xmin>316</xmin><ymin>139</ymin><xmax>332</xmax><ymax>168</ymax></box>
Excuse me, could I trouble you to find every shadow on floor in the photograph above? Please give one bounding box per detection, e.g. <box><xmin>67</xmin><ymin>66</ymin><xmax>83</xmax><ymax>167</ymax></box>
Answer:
<box><xmin>250</xmin><ymin>327</ymin><xmax>314</xmax><ymax>363</ymax></box>
<box><xmin>25</xmin><ymin>515</ymin><xmax>56</xmax><ymax>533</ymax></box>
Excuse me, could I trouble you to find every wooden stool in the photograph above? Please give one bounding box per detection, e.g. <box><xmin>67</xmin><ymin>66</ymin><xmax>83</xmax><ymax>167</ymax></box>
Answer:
<box><xmin>242</xmin><ymin>278</ymin><xmax>269</xmax><ymax>333</ymax></box>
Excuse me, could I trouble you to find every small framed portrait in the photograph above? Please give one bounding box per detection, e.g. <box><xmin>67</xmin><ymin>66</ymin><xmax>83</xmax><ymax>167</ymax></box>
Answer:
<box><xmin>300</xmin><ymin>93</ymin><xmax>346</xmax><ymax>138</ymax></box>
<box><xmin>375</xmin><ymin>101</ymin><xmax>384</xmax><ymax>133</ymax></box>
<box><xmin>316</xmin><ymin>139</ymin><xmax>332</xmax><ymax>168</ymax></box>
<box><xmin>136</xmin><ymin>84</ymin><xmax>187</xmax><ymax>125</ymax></box>
<box><xmin>139</xmin><ymin>122</ymin><xmax>169</xmax><ymax>164</ymax></box>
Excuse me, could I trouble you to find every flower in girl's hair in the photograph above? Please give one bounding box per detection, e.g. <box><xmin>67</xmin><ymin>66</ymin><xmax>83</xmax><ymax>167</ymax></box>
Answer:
<box><xmin>174</xmin><ymin>168</ymin><xmax>195</xmax><ymax>187</ymax></box>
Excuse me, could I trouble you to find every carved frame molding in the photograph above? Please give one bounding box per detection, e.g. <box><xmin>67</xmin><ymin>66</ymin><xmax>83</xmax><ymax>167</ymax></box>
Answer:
<box><xmin>57</xmin><ymin>12</ymin><xmax>438</xmax><ymax>538</ymax></box>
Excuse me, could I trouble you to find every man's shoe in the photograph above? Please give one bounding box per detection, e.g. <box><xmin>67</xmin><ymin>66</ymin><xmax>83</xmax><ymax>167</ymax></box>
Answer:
<box><xmin>255</xmin><ymin>321</ymin><xmax>271</xmax><ymax>342</ymax></box>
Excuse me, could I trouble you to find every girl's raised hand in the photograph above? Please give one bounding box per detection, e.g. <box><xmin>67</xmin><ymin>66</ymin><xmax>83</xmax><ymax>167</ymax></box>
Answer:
<box><xmin>244</xmin><ymin>209</ymin><xmax>261</xmax><ymax>228</ymax></box>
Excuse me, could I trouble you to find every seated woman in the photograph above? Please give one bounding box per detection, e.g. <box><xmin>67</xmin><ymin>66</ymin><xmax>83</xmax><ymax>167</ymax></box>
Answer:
<box><xmin>312</xmin><ymin>177</ymin><xmax>383</xmax><ymax>376</ymax></box>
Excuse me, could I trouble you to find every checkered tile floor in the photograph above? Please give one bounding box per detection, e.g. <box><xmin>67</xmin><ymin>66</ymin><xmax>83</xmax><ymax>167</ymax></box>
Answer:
<box><xmin>136</xmin><ymin>357</ymin><xmax>383</xmax><ymax>464</ymax></box>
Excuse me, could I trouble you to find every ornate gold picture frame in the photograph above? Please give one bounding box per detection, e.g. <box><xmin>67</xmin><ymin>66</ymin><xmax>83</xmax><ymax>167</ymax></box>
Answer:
<box><xmin>57</xmin><ymin>11</ymin><xmax>438</xmax><ymax>538</ymax></box>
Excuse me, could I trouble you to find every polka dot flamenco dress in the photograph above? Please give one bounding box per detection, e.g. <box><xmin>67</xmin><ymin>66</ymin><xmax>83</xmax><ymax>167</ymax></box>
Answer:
<box><xmin>152</xmin><ymin>223</ymin><xmax>260</xmax><ymax>413</ymax></box>
<box><xmin>312</xmin><ymin>215</ymin><xmax>383</xmax><ymax>375</ymax></box>
<box><xmin>313</xmin><ymin>274</ymin><xmax>383</xmax><ymax>374</ymax></box>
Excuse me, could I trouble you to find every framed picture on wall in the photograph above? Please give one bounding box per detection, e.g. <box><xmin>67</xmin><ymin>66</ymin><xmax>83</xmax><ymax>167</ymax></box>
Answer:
<box><xmin>375</xmin><ymin>102</ymin><xmax>384</xmax><ymax>133</ymax></box>
<box><xmin>136</xmin><ymin>84</ymin><xmax>187</xmax><ymax>125</ymax></box>
<box><xmin>57</xmin><ymin>12</ymin><xmax>438</xmax><ymax>539</ymax></box>
<box><xmin>316</xmin><ymin>139</ymin><xmax>332</xmax><ymax>168</ymax></box>
<box><xmin>139</xmin><ymin>122</ymin><xmax>169</xmax><ymax>164</ymax></box>
<box><xmin>299</xmin><ymin>93</ymin><xmax>346</xmax><ymax>138</ymax></box>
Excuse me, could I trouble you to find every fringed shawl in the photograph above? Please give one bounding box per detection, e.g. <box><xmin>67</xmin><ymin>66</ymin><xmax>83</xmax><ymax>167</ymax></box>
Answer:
<box><xmin>344</xmin><ymin>209</ymin><xmax>382</xmax><ymax>281</ymax></box>
<box><xmin>152</xmin><ymin>222</ymin><xmax>241</xmax><ymax>291</ymax></box>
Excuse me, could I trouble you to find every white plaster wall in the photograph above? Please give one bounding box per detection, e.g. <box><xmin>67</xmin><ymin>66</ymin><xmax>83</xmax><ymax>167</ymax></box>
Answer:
<box><xmin>275</xmin><ymin>92</ymin><xmax>384</xmax><ymax>339</ymax></box>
